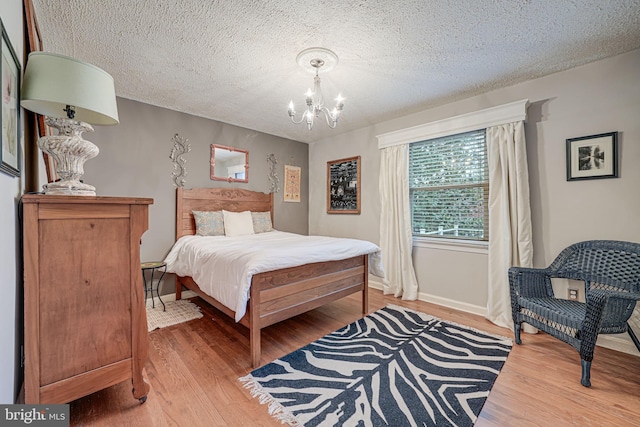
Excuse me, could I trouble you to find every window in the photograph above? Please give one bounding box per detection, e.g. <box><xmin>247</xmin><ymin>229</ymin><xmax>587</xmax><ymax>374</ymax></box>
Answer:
<box><xmin>409</xmin><ymin>129</ymin><xmax>488</xmax><ymax>241</ymax></box>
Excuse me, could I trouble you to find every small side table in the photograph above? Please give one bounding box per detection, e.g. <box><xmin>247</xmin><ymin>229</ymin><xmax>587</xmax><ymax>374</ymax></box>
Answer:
<box><xmin>141</xmin><ymin>261</ymin><xmax>167</xmax><ymax>311</ymax></box>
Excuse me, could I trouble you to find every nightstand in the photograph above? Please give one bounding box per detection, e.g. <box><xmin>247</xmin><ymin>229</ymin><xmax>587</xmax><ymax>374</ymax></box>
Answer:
<box><xmin>141</xmin><ymin>261</ymin><xmax>167</xmax><ymax>311</ymax></box>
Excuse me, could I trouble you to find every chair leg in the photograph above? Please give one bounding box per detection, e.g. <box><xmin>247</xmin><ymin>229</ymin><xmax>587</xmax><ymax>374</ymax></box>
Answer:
<box><xmin>514</xmin><ymin>323</ymin><xmax>522</xmax><ymax>345</ymax></box>
<box><xmin>628</xmin><ymin>324</ymin><xmax>640</xmax><ymax>353</ymax></box>
<box><xmin>580</xmin><ymin>359</ymin><xmax>592</xmax><ymax>387</ymax></box>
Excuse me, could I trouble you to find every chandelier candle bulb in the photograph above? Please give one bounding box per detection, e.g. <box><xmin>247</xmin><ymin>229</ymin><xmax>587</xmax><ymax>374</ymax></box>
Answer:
<box><xmin>288</xmin><ymin>47</ymin><xmax>345</xmax><ymax>130</ymax></box>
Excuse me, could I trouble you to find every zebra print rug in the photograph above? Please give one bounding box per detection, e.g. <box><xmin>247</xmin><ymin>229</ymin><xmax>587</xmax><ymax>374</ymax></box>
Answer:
<box><xmin>240</xmin><ymin>304</ymin><xmax>512</xmax><ymax>427</ymax></box>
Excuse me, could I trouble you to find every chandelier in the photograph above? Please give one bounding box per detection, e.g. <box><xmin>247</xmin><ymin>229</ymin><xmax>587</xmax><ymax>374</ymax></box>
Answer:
<box><xmin>288</xmin><ymin>48</ymin><xmax>344</xmax><ymax>130</ymax></box>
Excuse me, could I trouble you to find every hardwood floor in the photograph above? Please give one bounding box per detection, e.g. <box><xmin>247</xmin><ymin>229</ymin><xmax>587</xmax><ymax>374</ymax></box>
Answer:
<box><xmin>69</xmin><ymin>289</ymin><xmax>640</xmax><ymax>426</ymax></box>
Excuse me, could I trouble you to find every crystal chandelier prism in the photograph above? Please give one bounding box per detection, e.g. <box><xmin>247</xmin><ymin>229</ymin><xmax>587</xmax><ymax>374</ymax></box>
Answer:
<box><xmin>288</xmin><ymin>48</ymin><xmax>344</xmax><ymax>130</ymax></box>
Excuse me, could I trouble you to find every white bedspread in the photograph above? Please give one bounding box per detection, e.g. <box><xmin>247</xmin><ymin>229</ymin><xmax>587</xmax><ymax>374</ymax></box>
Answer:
<box><xmin>164</xmin><ymin>231</ymin><xmax>384</xmax><ymax>321</ymax></box>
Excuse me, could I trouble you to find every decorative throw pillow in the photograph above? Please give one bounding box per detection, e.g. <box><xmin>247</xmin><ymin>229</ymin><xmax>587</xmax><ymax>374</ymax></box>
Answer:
<box><xmin>222</xmin><ymin>210</ymin><xmax>255</xmax><ymax>237</ymax></box>
<box><xmin>251</xmin><ymin>211</ymin><xmax>273</xmax><ymax>233</ymax></box>
<box><xmin>192</xmin><ymin>210</ymin><xmax>225</xmax><ymax>236</ymax></box>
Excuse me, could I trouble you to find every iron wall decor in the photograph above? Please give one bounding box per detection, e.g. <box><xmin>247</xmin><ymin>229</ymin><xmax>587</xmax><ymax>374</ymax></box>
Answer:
<box><xmin>0</xmin><ymin>19</ymin><xmax>21</xmax><ymax>177</ymax></box>
<box><xmin>169</xmin><ymin>133</ymin><xmax>191</xmax><ymax>187</ymax></box>
<box><xmin>327</xmin><ymin>156</ymin><xmax>360</xmax><ymax>214</ymax></box>
<box><xmin>566</xmin><ymin>131</ymin><xmax>618</xmax><ymax>181</ymax></box>
<box><xmin>267</xmin><ymin>153</ymin><xmax>279</xmax><ymax>193</ymax></box>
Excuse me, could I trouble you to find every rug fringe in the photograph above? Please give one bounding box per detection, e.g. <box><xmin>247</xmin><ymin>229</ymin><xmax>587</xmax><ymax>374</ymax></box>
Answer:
<box><xmin>386</xmin><ymin>304</ymin><xmax>513</xmax><ymax>344</ymax></box>
<box><xmin>239</xmin><ymin>375</ymin><xmax>301</xmax><ymax>426</ymax></box>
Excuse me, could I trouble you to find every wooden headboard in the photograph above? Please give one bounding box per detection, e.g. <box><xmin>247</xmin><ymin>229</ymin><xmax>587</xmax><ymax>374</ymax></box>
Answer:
<box><xmin>176</xmin><ymin>187</ymin><xmax>274</xmax><ymax>239</ymax></box>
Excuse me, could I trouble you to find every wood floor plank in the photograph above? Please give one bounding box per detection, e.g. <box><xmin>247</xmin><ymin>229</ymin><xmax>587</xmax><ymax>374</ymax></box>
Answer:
<box><xmin>69</xmin><ymin>289</ymin><xmax>640</xmax><ymax>426</ymax></box>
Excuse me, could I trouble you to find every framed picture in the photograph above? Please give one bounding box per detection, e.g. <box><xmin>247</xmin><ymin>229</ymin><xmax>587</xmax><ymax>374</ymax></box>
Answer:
<box><xmin>566</xmin><ymin>132</ymin><xmax>618</xmax><ymax>181</ymax></box>
<box><xmin>284</xmin><ymin>165</ymin><xmax>301</xmax><ymax>202</ymax></box>
<box><xmin>0</xmin><ymin>19</ymin><xmax>21</xmax><ymax>177</ymax></box>
<box><xmin>327</xmin><ymin>156</ymin><xmax>360</xmax><ymax>214</ymax></box>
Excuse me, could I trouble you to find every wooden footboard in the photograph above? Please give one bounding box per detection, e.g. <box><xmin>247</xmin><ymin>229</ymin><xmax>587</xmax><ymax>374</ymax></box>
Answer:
<box><xmin>173</xmin><ymin>187</ymin><xmax>370</xmax><ymax>368</ymax></box>
<box><xmin>176</xmin><ymin>254</ymin><xmax>368</xmax><ymax>368</ymax></box>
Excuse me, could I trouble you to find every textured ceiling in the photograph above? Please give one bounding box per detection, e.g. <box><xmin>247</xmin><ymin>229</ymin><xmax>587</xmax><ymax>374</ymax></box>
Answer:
<box><xmin>31</xmin><ymin>0</ymin><xmax>640</xmax><ymax>144</ymax></box>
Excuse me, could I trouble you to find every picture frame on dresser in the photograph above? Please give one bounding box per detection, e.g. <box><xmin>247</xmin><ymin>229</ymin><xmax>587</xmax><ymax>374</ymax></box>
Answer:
<box><xmin>0</xmin><ymin>18</ymin><xmax>21</xmax><ymax>177</ymax></box>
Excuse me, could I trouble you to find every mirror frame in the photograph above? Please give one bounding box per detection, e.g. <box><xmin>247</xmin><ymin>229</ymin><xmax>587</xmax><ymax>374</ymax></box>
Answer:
<box><xmin>210</xmin><ymin>144</ymin><xmax>249</xmax><ymax>183</ymax></box>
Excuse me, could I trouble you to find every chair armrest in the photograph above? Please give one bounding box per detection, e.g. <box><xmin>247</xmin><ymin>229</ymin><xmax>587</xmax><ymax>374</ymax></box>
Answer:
<box><xmin>509</xmin><ymin>266</ymin><xmax>555</xmax><ymax>298</ymax></box>
<box><xmin>583</xmin><ymin>289</ymin><xmax>640</xmax><ymax>333</ymax></box>
<box><xmin>586</xmin><ymin>288</ymin><xmax>640</xmax><ymax>303</ymax></box>
<box><xmin>579</xmin><ymin>289</ymin><xmax>640</xmax><ymax>362</ymax></box>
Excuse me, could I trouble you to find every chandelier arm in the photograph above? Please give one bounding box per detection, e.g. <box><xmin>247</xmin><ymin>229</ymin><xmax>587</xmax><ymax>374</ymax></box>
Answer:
<box><xmin>289</xmin><ymin>114</ymin><xmax>308</xmax><ymax>125</ymax></box>
<box><xmin>319</xmin><ymin>107</ymin><xmax>338</xmax><ymax>129</ymax></box>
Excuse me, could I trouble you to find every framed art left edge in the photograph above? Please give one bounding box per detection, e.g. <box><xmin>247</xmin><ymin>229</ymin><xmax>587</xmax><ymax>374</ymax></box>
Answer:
<box><xmin>0</xmin><ymin>18</ymin><xmax>21</xmax><ymax>178</ymax></box>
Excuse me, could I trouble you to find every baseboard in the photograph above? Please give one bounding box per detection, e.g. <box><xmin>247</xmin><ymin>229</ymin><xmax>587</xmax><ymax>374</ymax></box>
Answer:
<box><xmin>367</xmin><ymin>282</ymin><xmax>639</xmax><ymax>356</ymax></box>
<box><xmin>368</xmin><ymin>279</ymin><xmax>384</xmax><ymax>291</ymax></box>
<box><xmin>368</xmin><ymin>280</ymin><xmax>485</xmax><ymax>316</ymax></box>
<box><xmin>597</xmin><ymin>334</ymin><xmax>640</xmax><ymax>356</ymax></box>
<box><xmin>417</xmin><ymin>292</ymin><xmax>486</xmax><ymax>316</ymax></box>
<box><xmin>145</xmin><ymin>290</ymin><xmax>197</xmax><ymax>306</ymax></box>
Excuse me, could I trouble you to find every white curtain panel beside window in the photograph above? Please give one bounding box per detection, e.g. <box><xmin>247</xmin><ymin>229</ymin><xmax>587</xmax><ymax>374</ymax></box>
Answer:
<box><xmin>377</xmin><ymin>100</ymin><xmax>530</xmax><ymax>319</ymax></box>
<box><xmin>486</xmin><ymin>121</ymin><xmax>534</xmax><ymax>329</ymax></box>
<box><xmin>379</xmin><ymin>145</ymin><xmax>419</xmax><ymax>299</ymax></box>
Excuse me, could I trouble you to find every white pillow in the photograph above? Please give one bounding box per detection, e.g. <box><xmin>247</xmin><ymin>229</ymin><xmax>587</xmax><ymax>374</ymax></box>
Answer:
<box><xmin>222</xmin><ymin>210</ymin><xmax>255</xmax><ymax>237</ymax></box>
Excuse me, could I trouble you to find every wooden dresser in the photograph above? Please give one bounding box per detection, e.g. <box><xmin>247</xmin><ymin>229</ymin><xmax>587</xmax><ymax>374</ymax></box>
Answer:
<box><xmin>22</xmin><ymin>195</ymin><xmax>153</xmax><ymax>404</ymax></box>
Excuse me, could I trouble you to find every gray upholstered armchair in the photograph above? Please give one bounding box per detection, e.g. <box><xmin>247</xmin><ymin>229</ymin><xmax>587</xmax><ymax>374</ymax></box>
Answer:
<box><xmin>509</xmin><ymin>240</ymin><xmax>640</xmax><ymax>387</ymax></box>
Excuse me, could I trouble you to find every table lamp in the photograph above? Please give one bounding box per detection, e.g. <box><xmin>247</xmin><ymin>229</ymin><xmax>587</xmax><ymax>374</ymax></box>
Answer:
<box><xmin>21</xmin><ymin>52</ymin><xmax>119</xmax><ymax>195</ymax></box>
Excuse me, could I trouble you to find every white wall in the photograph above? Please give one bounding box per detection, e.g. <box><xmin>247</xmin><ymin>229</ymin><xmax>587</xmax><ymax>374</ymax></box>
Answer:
<box><xmin>310</xmin><ymin>49</ymin><xmax>640</xmax><ymax>319</ymax></box>
<box><xmin>0</xmin><ymin>0</ymin><xmax>24</xmax><ymax>403</ymax></box>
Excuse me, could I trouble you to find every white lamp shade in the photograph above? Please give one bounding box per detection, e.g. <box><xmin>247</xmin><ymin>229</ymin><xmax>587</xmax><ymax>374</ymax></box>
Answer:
<box><xmin>21</xmin><ymin>52</ymin><xmax>119</xmax><ymax>125</ymax></box>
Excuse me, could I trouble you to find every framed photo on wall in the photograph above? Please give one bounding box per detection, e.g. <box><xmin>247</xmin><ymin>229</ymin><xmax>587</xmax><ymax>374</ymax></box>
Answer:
<box><xmin>327</xmin><ymin>156</ymin><xmax>360</xmax><ymax>214</ymax></box>
<box><xmin>566</xmin><ymin>131</ymin><xmax>618</xmax><ymax>181</ymax></box>
<box><xmin>0</xmin><ymin>19</ymin><xmax>21</xmax><ymax>177</ymax></box>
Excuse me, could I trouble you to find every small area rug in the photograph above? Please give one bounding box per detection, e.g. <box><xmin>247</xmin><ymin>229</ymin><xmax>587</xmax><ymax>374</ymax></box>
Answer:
<box><xmin>240</xmin><ymin>304</ymin><xmax>512</xmax><ymax>427</ymax></box>
<box><xmin>146</xmin><ymin>299</ymin><xmax>203</xmax><ymax>332</ymax></box>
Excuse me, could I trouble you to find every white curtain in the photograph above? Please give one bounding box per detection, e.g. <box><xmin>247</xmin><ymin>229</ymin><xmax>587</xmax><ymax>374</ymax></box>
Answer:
<box><xmin>379</xmin><ymin>145</ymin><xmax>419</xmax><ymax>300</ymax></box>
<box><xmin>486</xmin><ymin>121</ymin><xmax>533</xmax><ymax>329</ymax></box>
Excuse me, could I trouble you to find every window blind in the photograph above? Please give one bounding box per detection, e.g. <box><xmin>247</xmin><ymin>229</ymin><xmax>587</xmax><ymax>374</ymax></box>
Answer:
<box><xmin>409</xmin><ymin>129</ymin><xmax>488</xmax><ymax>240</ymax></box>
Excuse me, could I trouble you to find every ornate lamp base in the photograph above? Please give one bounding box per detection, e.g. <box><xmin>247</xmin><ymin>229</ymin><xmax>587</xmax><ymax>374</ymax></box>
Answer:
<box><xmin>42</xmin><ymin>180</ymin><xmax>97</xmax><ymax>196</ymax></box>
<box><xmin>39</xmin><ymin>117</ymin><xmax>99</xmax><ymax>196</ymax></box>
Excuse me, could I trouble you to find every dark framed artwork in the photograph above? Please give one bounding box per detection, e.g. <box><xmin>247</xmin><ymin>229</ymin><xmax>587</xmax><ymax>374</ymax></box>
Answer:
<box><xmin>566</xmin><ymin>132</ymin><xmax>618</xmax><ymax>181</ymax></box>
<box><xmin>0</xmin><ymin>19</ymin><xmax>21</xmax><ymax>177</ymax></box>
<box><xmin>327</xmin><ymin>156</ymin><xmax>360</xmax><ymax>214</ymax></box>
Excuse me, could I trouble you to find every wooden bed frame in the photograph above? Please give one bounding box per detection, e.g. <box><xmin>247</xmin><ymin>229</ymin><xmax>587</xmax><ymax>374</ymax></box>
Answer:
<box><xmin>174</xmin><ymin>187</ymin><xmax>369</xmax><ymax>368</ymax></box>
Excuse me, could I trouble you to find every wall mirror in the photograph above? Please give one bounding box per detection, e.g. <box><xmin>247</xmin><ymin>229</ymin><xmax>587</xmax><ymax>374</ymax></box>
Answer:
<box><xmin>210</xmin><ymin>144</ymin><xmax>249</xmax><ymax>183</ymax></box>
